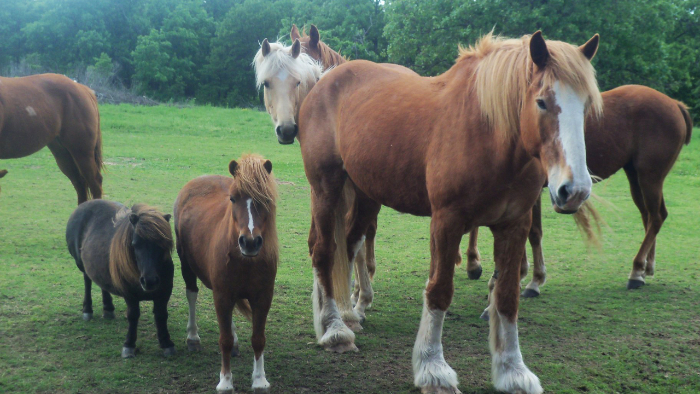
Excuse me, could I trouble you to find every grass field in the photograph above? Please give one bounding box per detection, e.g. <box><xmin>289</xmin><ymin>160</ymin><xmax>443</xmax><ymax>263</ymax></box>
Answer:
<box><xmin>1</xmin><ymin>104</ymin><xmax>699</xmax><ymax>394</ymax></box>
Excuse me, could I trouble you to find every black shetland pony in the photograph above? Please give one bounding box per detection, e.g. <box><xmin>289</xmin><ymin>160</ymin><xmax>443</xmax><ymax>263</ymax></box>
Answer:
<box><xmin>66</xmin><ymin>200</ymin><xmax>176</xmax><ymax>358</ymax></box>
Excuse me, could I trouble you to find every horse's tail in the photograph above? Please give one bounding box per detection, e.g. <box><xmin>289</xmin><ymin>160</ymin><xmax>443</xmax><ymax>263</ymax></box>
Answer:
<box><xmin>331</xmin><ymin>181</ymin><xmax>359</xmax><ymax>324</ymax></box>
<box><xmin>573</xmin><ymin>199</ymin><xmax>603</xmax><ymax>248</ymax></box>
<box><xmin>235</xmin><ymin>299</ymin><xmax>253</xmax><ymax>321</ymax></box>
<box><xmin>677</xmin><ymin>102</ymin><xmax>693</xmax><ymax>146</ymax></box>
<box><xmin>89</xmin><ymin>89</ymin><xmax>105</xmax><ymax>173</ymax></box>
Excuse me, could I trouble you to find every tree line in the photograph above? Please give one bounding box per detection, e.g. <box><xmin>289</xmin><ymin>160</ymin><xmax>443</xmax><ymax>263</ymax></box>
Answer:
<box><xmin>1</xmin><ymin>0</ymin><xmax>698</xmax><ymax>116</ymax></box>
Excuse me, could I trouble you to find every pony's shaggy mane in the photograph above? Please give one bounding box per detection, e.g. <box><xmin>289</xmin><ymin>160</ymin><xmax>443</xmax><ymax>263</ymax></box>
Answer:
<box><xmin>109</xmin><ymin>204</ymin><xmax>174</xmax><ymax>291</ymax></box>
<box><xmin>253</xmin><ymin>41</ymin><xmax>322</xmax><ymax>92</ymax></box>
<box><xmin>459</xmin><ymin>32</ymin><xmax>603</xmax><ymax>139</ymax></box>
<box><xmin>232</xmin><ymin>154</ymin><xmax>278</xmax><ymax>212</ymax></box>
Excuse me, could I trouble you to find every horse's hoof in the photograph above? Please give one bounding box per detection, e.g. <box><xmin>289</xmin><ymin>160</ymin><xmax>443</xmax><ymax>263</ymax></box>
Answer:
<box><xmin>163</xmin><ymin>346</ymin><xmax>176</xmax><ymax>357</ymax></box>
<box><xmin>627</xmin><ymin>279</ymin><xmax>645</xmax><ymax>290</ymax></box>
<box><xmin>121</xmin><ymin>347</ymin><xmax>136</xmax><ymax>358</ymax></box>
<box><xmin>231</xmin><ymin>346</ymin><xmax>240</xmax><ymax>357</ymax></box>
<box><xmin>344</xmin><ymin>320</ymin><xmax>363</xmax><ymax>332</ymax></box>
<box><xmin>324</xmin><ymin>342</ymin><xmax>359</xmax><ymax>353</ymax></box>
<box><xmin>82</xmin><ymin>313</ymin><xmax>93</xmax><ymax>321</ymax></box>
<box><xmin>421</xmin><ymin>386</ymin><xmax>462</xmax><ymax>394</ymax></box>
<box><xmin>521</xmin><ymin>288</ymin><xmax>540</xmax><ymax>298</ymax></box>
<box><xmin>186</xmin><ymin>339</ymin><xmax>202</xmax><ymax>352</ymax></box>
<box><xmin>467</xmin><ymin>266</ymin><xmax>483</xmax><ymax>280</ymax></box>
<box><xmin>253</xmin><ymin>386</ymin><xmax>271</xmax><ymax>393</ymax></box>
<box><xmin>103</xmin><ymin>311</ymin><xmax>115</xmax><ymax>320</ymax></box>
<box><xmin>479</xmin><ymin>309</ymin><xmax>490</xmax><ymax>321</ymax></box>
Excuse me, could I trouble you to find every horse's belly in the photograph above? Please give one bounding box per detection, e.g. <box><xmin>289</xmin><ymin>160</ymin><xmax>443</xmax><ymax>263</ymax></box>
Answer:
<box><xmin>0</xmin><ymin>123</ymin><xmax>58</xmax><ymax>159</ymax></box>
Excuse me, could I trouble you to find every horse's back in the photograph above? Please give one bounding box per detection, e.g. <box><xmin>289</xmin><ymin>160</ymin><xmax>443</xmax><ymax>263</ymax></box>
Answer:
<box><xmin>66</xmin><ymin>199</ymin><xmax>123</xmax><ymax>275</ymax></box>
<box><xmin>0</xmin><ymin>73</ymin><xmax>97</xmax><ymax>159</ymax></box>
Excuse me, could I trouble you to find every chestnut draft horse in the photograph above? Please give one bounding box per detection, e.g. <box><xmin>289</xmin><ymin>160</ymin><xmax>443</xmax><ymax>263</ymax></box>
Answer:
<box><xmin>0</xmin><ymin>74</ymin><xmax>103</xmax><ymax>204</ymax></box>
<box><xmin>468</xmin><ymin>84</ymin><xmax>694</xmax><ymax>298</ymax></box>
<box><xmin>297</xmin><ymin>31</ymin><xmax>602</xmax><ymax>394</ymax></box>
<box><xmin>66</xmin><ymin>200</ymin><xmax>176</xmax><ymax>358</ymax></box>
<box><xmin>174</xmin><ymin>155</ymin><xmax>278</xmax><ymax>393</ymax></box>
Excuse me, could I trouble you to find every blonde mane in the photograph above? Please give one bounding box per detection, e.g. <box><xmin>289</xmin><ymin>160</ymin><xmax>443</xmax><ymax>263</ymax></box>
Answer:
<box><xmin>459</xmin><ymin>32</ymin><xmax>603</xmax><ymax>139</ymax></box>
<box><xmin>109</xmin><ymin>204</ymin><xmax>174</xmax><ymax>291</ymax></box>
<box><xmin>253</xmin><ymin>41</ymin><xmax>322</xmax><ymax>93</ymax></box>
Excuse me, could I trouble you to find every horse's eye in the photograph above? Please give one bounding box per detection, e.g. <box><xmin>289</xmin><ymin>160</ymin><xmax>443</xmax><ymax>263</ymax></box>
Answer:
<box><xmin>536</xmin><ymin>99</ymin><xmax>547</xmax><ymax>110</ymax></box>
<box><xmin>263</xmin><ymin>81</ymin><xmax>269</xmax><ymax>88</ymax></box>
<box><xmin>296</xmin><ymin>81</ymin><xmax>301</xmax><ymax>87</ymax></box>
<box><xmin>230</xmin><ymin>196</ymin><xmax>236</xmax><ymax>203</ymax></box>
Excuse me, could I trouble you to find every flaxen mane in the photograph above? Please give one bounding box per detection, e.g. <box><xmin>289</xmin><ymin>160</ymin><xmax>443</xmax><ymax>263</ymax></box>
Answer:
<box><xmin>252</xmin><ymin>41</ymin><xmax>322</xmax><ymax>93</ymax></box>
<box><xmin>459</xmin><ymin>32</ymin><xmax>603</xmax><ymax>140</ymax></box>
<box><xmin>109</xmin><ymin>204</ymin><xmax>174</xmax><ymax>291</ymax></box>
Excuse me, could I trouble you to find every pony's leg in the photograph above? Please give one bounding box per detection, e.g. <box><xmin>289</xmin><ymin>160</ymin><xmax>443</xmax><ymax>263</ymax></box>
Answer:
<box><xmin>48</xmin><ymin>142</ymin><xmax>88</xmax><ymax>204</ymax></box>
<box><xmin>466</xmin><ymin>228</ymin><xmax>483</xmax><ymax>280</ymax></box>
<box><xmin>347</xmin><ymin>196</ymin><xmax>380</xmax><ymax>325</ymax></box>
<box><xmin>628</xmin><ymin>175</ymin><xmax>667</xmax><ymax>289</ymax></box>
<box><xmin>101</xmin><ymin>290</ymin><xmax>115</xmax><ymax>319</ymax></box>
<box><xmin>122</xmin><ymin>299</ymin><xmax>140</xmax><ymax>358</ymax></box>
<box><xmin>412</xmin><ymin>210</ymin><xmax>463</xmax><ymax>394</ymax></box>
<box><xmin>250</xmin><ymin>297</ymin><xmax>273</xmax><ymax>393</ymax></box>
<box><xmin>214</xmin><ymin>296</ymin><xmax>236</xmax><ymax>393</ymax></box>
<box><xmin>82</xmin><ymin>273</ymin><xmax>93</xmax><ymax>321</ymax></box>
<box><xmin>523</xmin><ymin>197</ymin><xmax>546</xmax><ymax>298</ymax></box>
<box><xmin>309</xmin><ymin>176</ymin><xmax>357</xmax><ymax>353</ymax></box>
<box><xmin>181</xmin><ymin>258</ymin><xmax>202</xmax><ymax>351</ymax></box>
<box><xmin>153</xmin><ymin>296</ymin><xmax>176</xmax><ymax>357</ymax></box>
<box><xmin>489</xmin><ymin>216</ymin><xmax>543</xmax><ymax>394</ymax></box>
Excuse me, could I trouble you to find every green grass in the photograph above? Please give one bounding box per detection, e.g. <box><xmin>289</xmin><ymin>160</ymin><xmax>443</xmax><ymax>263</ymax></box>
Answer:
<box><xmin>1</xmin><ymin>104</ymin><xmax>699</xmax><ymax>394</ymax></box>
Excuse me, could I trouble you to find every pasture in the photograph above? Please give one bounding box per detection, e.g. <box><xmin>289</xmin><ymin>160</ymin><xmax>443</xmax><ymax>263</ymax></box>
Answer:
<box><xmin>0</xmin><ymin>104</ymin><xmax>698</xmax><ymax>393</ymax></box>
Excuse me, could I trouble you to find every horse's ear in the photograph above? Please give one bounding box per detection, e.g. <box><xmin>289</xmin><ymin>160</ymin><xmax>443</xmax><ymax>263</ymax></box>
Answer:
<box><xmin>261</xmin><ymin>39</ymin><xmax>271</xmax><ymax>57</ymax></box>
<box><xmin>229</xmin><ymin>160</ymin><xmax>238</xmax><ymax>177</ymax></box>
<box><xmin>129</xmin><ymin>213</ymin><xmax>139</xmax><ymax>226</ymax></box>
<box><xmin>291</xmin><ymin>39</ymin><xmax>301</xmax><ymax>59</ymax></box>
<box><xmin>580</xmin><ymin>33</ymin><xmax>599</xmax><ymax>61</ymax></box>
<box><xmin>309</xmin><ymin>24</ymin><xmax>320</xmax><ymax>48</ymax></box>
<box><xmin>0</xmin><ymin>169</ymin><xmax>7</xmax><ymax>178</ymax></box>
<box><xmin>291</xmin><ymin>24</ymin><xmax>301</xmax><ymax>41</ymax></box>
<box><xmin>163</xmin><ymin>214</ymin><xmax>172</xmax><ymax>222</ymax></box>
<box><xmin>529</xmin><ymin>31</ymin><xmax>549</xmax><ymax>69</ymax></box>
<box><xmin>263</xmin><ymin>160</ymin><xmax>273</xmax><ymax>174</ymax></box>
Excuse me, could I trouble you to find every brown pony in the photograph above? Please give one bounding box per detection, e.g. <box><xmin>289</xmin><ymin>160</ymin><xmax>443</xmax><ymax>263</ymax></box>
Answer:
<box><xmin>0</xmin><ymin>73</ymin><xmax>103</xmax><ymax>204</ymax></box>
<box><xmin>174</xmin><ymin>154</ymin><xmax>278</xmax><ymax>394</ymax></box>
<box><xmin>468</xmin><ymin>84</ymin><xmax>694</xmax><ymax>298</ymax></box>
<box><xmin>297</xmin><ymin>31</ymin><xmax>601</xmax><ymax>394</ymax></box>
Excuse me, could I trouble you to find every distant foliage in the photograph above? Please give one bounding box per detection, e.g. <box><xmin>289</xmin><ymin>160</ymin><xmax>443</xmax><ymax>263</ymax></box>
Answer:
<box><xmin>0</xmin><ymin>0</ymin><xmax>697</xmax><ymax>116</ymax></box>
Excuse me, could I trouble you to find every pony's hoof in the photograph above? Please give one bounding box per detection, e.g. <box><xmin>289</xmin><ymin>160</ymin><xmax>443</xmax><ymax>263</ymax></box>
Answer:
<box><xmin>186</xmin><ymin>339</ymin><xmax>202</xmax><ymax>352</ymax></box>
<box><xmin>121</xmin><ymin>347</ymin><xmax>136</xmax><ymax>358</ymax></box>
<box><xmin>421</xmin><ymin>386</ymin><xmax>462</xmax><ymax>394</ymax></box>
<box><xmin>103</xmin><ymin>311</ymin><xmax>115</xmax><ymax>320</ymax></box>
<box><xmin>521</xmin><ymin>288</ymin><xmax>540</xmax><ymax>298</ymax></box>
<box><xmin>344</xmin><ymin>320</ymin><xmax>363</xmax><ymax>332</ymax></box>
<box><xmin>82</xmin><ymin>313</ymin><xmax>93</xmax><ymax>321</ymax></box>
<box><xmin>627</xmin><ymin>279</ymin><xmax>645</xmax><ymax>290</ymax></box>
<box><xmin>324</xmin><ymin>342</ymin><xmax>359</xmax><ymax>353</ymax></box>
<box><xmin>479</xmin><ymin>309</ymin><xmax>490</xmax><ymax>321</ymax></box>
<box><xmin>163</xmin><ymin>346</ymin><xmax>176</xmax><ymax>357</ymax></box>
<box><xmin>467</xmin><ymin>266</ymin><xmax>482</xmax><ymax>280</ymax></box>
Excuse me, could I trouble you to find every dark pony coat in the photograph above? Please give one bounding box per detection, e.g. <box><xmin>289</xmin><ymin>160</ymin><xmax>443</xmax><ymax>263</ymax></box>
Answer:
<box><xmin>0</xmin><ymin>73</ymin><xmax>103</xmax><ymax>204</ymax></box>
<box><xmin>66</xmin><ymin>200</ymin><xmax>175</xmax><ymax>358</ymax></box>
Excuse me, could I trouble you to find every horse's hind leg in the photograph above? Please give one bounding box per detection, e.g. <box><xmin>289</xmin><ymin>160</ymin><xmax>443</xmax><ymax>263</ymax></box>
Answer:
<box><xmin>180</xmin><ymin>255</ymin><xmax>202</xmax><ymax>351</ymax></box>
<box><xmin>347</xmin><ymin>194</ymin><xmax>381</xmax><ymax>325</ymax></box>
<box><xmin>122</xmin><ymin>299</ymin><xmax>140</xmax><ymax>358</ymax></box>
<box><xmin>101</xmin><ymin>290</ymin><xmax>115</xmax><ymax>319</ymax></box>
<box><xmin>48</xmin><ymin>142</ymin><xmax>88</xmax><ymax>204</ymax></box>
<box><xmin>82</xmin><ymin>273</ymin><xmax>93</xmax><ymax>321</ymax></box>
<box><xmin>250</xmin><ymin>296</ymin><xmax>273</xmax><ymax>393</ymax></box>
<box><xmin>645</xmin><ymin>197</ymin><xmax>667</xmax><ymax>277</ymax></box>
<box><xmin>466</xmin><ymin>228</ymin><xmax>483</xmax><ymax>279</ymax></box>
<box><xmin>153</xmin><ymin>296</ymin><xmax>176</xmax><ymax>357</ymax></box>
<box><xmin>523</xmin><ymin>196</ymin><xmax>546</xmax><ymax>298</ymax></box>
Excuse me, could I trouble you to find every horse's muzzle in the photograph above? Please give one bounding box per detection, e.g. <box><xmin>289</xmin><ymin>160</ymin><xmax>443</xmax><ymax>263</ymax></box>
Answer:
<box><xmin>239</xmin><ymin>235</ymin><xmax>263</xmax><ymax>257</ymax></box>
<box><xmin>276</xmin><ymin>124</ymin><xmax>298</xmax><ymax>145</ymax></box>
<box><xmin>140</xmin><ymin>275</ymin><xmax>161</xmax><ymax>292</ymax></box>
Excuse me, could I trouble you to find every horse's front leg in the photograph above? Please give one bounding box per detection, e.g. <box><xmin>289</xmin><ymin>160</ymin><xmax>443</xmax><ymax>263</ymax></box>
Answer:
<box><xmin>413</xmin><ymin>210</ymin><xmax>463</xmax><ymax>394</ymax></box>
<box><xmin>489</xmin><ymin>215</ymin><xmax>543</xmax><ymax>394</ymax></box>
<box><xmin>522</xmin><ymin>195</ymin><xmax>546</xmax><ymax>298</ymax></box>
<box><xmin>122</xmin><ymin>298</ymin><xmax>140</xmax><ymax>358</ymax></box>
<box><xmin>214</xmin><ymin>295</ymin><xmax>235</xmax><ymax>393</ymax></box>
<box><xmin>153</xmin><ymin>296</ymin><xmax>176</xmax><ymax>357</ymax></box>
<box><xmin>250</xmin><ymin>296</ymin><xmax>273</xmax><ymax>393</ymax></box>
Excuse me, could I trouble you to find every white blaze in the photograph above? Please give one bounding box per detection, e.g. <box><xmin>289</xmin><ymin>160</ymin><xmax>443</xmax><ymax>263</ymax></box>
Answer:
<box><xmin>552</xmin><ymin>81</ymin><xmax>591</xmax><ymax>190</ymax></box>
<box><xmin>246</xmin><ymin>198</ymin><xmax>255</xmax><ymax>234</ymax></box>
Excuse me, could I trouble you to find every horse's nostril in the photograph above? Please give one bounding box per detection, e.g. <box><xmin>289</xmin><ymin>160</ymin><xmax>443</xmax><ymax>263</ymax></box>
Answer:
<box><xmin>557</xmin><ymin>183</ymin><xmax>572</xmax><ymax>203</ymax></box>
<box><xmin>275</xmin><ymin>126</ymin><xmax>282</xmax><ymax>136</ymax></box>
<box><xmin>255</xmin><ymin>236</ymin><xmax>263</xmax><ymax>249</ymax></box>
<box><xmin>140</xmin><ymin>277</ymin><xmax>146</xmax><ymax>286</ymax></box>
<box><xmin>238</xmin><ymin>235</ymin><xmax>246</xmax><ymax>247</ymax></box>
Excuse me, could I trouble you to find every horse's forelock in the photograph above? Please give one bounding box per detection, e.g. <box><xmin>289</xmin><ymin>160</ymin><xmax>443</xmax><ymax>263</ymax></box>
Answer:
<box><xmin>232</xmin><ymin>154</ymin><xmax>278</xmax><ymax>213</ymax></box>
<box><xmin>253</xmin><ymin>41</ymin><xmax>322</xmax><ymax>90</ymax></box>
